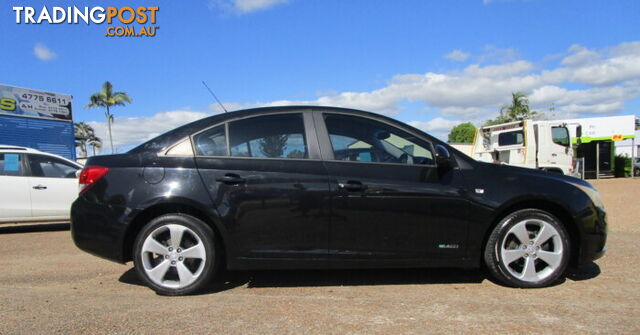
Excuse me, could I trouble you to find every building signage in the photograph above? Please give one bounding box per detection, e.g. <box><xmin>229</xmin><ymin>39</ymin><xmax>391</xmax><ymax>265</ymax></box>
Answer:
<box><xmin>0</xmin><ymin>84</ymin><xmax>72</xmax><ymax>121</ymax></box>
<box><xmin>561</xmin><ymin>115</ymin><xmax>636</xmax><ymax>143</ymax></box>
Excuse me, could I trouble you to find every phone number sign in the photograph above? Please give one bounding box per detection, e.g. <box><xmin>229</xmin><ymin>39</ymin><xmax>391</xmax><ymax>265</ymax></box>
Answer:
<box><xmin>0</xmin><ymin>84</ymin><xmax>72</xmax><ymax>121</ymax></box>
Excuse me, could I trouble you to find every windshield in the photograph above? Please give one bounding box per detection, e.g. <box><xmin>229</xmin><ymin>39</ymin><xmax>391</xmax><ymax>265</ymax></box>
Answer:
<box><xmin>552</xmin><ymin>126</ymin><xmax>570</xmax><ymax>146</ymax></box>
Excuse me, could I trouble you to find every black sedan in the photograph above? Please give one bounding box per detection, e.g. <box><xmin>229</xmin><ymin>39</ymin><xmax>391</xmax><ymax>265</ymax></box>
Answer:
<box><xmin>71</xmin><ymin>106</ymin><xmax>607</xmax><ymax>295</ymax></box>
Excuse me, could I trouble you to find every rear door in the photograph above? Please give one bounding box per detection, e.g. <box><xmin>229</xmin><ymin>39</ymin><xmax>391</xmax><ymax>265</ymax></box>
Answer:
<box><xmin>0</xmin><ymin>153</ymin><xmax>31</xmax><ymax>221</ymax></box>
<box><xmin>26</xmin><ymin>154</ymin><xmax>80</xmax><ymax>219</ymax></box>
<box><xmin>315</xmin><ymin>112</ymin><xmax>469</xmax><ymax>262</ymax></box>
<box><xmin>194</xmin><ymin>111</ymin><xmax>331</xmax><ymax>264</ymax></box>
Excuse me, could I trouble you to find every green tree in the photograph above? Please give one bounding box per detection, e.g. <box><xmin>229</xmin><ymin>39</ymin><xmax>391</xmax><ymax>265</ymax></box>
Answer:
<box><xmin>85</xmin><ymin>81</ymin><xmax>132</xmax><ymax>153</ymax></box>
<box><xmin>485</xmin><ymin>91</ymin><xmax>537</xmax><ymax>126</ymax></box>
<box><xmin>75</xmin><ymin>122</ymin><xmax>103</xmax><ymax>157</ymax></box>
<box><xmin>74</xmin><ymin>122</ymin><xmax>94</xmax><ymax>158</ymax></box>
<box><xmin>259</xmin><ymin>135</ymin><xmax>289</xmax><ymax>158</ymax></box>
<box><xmin>447</xmin><ymin>122</ymin><xmax>477</xmax><ymax>143</ymax></box>
<box><xmin>88</xmin><ymin>133</ymin><xmax>103</xmax><ymax>156</ymax></box>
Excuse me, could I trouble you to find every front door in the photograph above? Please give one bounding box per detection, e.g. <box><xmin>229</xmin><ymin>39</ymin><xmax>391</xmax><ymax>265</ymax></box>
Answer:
<box><xmin>194</xmin><ymin>112</ymin><xmax>331</xmax><ymax>263</ymax></box>
<box><xmin>316</xmin><ymin>113</ymin><xmax>469</xmax><ymax>261</ymax></box>
<box><xmin>0</xmin><ymin>153</ymin><xmax>31</xmax><ymax>221</ymax></box>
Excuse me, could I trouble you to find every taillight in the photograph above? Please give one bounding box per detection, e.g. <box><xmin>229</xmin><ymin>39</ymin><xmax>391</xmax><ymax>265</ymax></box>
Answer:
<box><xmin>79</xmin><ymin>166</ymin><xmax>109</xmax><ymax>194</ymax></box>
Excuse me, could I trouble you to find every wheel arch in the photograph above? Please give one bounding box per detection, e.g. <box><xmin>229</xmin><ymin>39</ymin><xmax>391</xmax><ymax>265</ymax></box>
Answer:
<box><xmin>122</xmin><ymin>200</ymin><xmax>229</xmax><ymax>266</ymax></box>
<box><xmin>482</xmin><ymin>198</ymin><xmax>581</xmax><ymax>267</ymax></box>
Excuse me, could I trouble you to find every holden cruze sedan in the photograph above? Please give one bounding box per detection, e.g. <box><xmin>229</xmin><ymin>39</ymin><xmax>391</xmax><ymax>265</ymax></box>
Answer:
<box><xmin>71</xmin><ymin>106</ymin><xmax>607</xmax><ymax>295</ymax></box>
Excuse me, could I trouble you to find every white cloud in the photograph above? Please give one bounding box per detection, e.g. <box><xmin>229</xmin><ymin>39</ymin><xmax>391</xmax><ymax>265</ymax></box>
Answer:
<box><xmin>477</xmin><ymin>45</ymin><xmax>520</xmax><ymax>64</ymax></box>
<box><xmin>409</xmin><ymin>118</ymin><xmax>466</xmax><ymax>140</ymax></box>
<box><xmin>85</xmin><ymin>41</ymin><xmax>640</xmax><ymax>147</ymax></box>
<box><xmin>445</xmin><ymin>50</ymin><xmax>470</xmax><ymax>62</ymax></box>
<box><xmin>88</xmin><ymin>110</ymin><xmax>213</xmax><ymax>151</ymax></box>
<box><xmin>210</xmin><ymin>0</ymin><xmax>289</xmax><ymax>14</ymax></box>
<box><xmin>33</xmin><ymin>43</ymin><xmax>56</xmax><ymax>61</ymax></box>
<box><xmin>561</xmin><ymin>44</ymin><xmax>600</xmax><ymax>67</ymax></box>
<box><xmin>409</xmin><ymin>118</ymin><xmax>463</xmax><ymax>132</ymax></box>
<box><xmin>439</xmin><ymin>107</ymin><xmax>491</xmax><ymax>119</ymax></box>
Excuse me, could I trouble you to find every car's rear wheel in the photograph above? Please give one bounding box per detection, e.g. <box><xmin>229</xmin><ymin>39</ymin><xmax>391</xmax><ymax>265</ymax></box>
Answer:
<box><xmin>133</xmin><ymin>214</ymin><xmax>218</xmax><ymax>295</ymax></box>
<box><xmin>484</xmin><ymin>209</ymin><xmax>570</xmax><ymax>288</ymax></box>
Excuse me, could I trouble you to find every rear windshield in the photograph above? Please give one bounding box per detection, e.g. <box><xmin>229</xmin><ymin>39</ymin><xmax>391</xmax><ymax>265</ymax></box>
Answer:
<box><xmin>498</xmin><ymin>131</ymin><xmax>524</xmax><ymax>146</ymax></box>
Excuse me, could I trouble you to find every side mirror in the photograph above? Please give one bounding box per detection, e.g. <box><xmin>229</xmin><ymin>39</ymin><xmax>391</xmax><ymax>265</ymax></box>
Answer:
<box><xmin>376</xmin><ymin>131</ymin><xmax>391</xmax><ymax>140</ymax></box>
<box><xmin>435</xmin><ymin>144</ymin><xmax>451</xmax><ymax>167</ymax></box>
<box><xmin>576</xmin><ymin>125</ymin><xmax>582</xmax><ymax>145</ymax></box>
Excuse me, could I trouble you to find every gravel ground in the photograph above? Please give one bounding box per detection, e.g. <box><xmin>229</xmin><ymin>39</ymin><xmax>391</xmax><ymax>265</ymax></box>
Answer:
<box><xmin>1</xmin><ymin>178</ymin><xmax>638</xmax><ymax>334</ymax></box>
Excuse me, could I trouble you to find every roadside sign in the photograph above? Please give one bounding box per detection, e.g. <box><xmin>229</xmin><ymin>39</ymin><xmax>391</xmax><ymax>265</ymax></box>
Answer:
<box><xmin>0</xmin><ymin>84</ymin><xmax>72</xmax><ymax>121</ymax></box>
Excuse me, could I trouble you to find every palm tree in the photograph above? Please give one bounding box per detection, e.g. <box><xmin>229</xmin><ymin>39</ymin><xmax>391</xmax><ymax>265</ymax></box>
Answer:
<box><xmin>74</xmin><ymin>122</ymin><xmax>94</xmax><ymax>158</ymax></box>
<box><xmin>85</xmin><ymin>81</ymin><xmax>132</xmax><ymax>153</ymax></box>
<box><xmin>499</xmin><ymin>92</ymin><xmax>536</xmax><ymax>121</ymax></box>
<box><xmin>88</xmin><ymin>134</ymin><xmax>103</xmax><ymax>156</ymax></box>
<box><xmin>485</xmin><ymin>92</ymin><xmax>538</xmax><ymax>126</ymax></box>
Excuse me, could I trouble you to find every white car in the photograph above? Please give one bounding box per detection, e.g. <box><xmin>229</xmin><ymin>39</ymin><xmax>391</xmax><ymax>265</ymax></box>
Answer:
<box><xmin>0</xmin><ymin>145</ymin><xmax>82</xmax><ymax>223</ymax></box>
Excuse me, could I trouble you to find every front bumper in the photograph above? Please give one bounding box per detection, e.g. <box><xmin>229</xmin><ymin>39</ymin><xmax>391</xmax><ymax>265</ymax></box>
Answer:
<box><xmin>578</xmin><ymin>207</ymin><xmax>607</xmax><ymax>264</ymax></box>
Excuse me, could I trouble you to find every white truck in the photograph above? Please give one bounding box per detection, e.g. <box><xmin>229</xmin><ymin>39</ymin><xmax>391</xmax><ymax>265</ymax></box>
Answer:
<box><xmin>471</xmin><ymin>120</ymin><xmax>578</xmax><ymax>175</ymax></box>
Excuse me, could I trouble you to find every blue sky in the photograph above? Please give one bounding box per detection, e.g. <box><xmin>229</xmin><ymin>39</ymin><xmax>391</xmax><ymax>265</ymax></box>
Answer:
<box><xmin>1</xmin><ymin>0</ymin><xmax>638</xmax><ymax>152</ymax></box>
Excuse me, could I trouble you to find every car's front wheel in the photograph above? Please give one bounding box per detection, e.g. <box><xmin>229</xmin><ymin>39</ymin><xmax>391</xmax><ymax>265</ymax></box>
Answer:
<box><xmin>133</xmin><ymin>214</ymin><xmax>218</xmax><ymax>295</ymax></box>
<box><xmin>484</xmin><ymin>209</ymin><xmax>570</xmax><ymax>288</ymax></box>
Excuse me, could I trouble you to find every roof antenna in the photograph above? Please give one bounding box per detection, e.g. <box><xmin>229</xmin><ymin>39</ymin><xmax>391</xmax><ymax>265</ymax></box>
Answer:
<box><xmin>202</xmin><ymin>80</ymin><xmax>228</xmax><ymax>113</ymax></box>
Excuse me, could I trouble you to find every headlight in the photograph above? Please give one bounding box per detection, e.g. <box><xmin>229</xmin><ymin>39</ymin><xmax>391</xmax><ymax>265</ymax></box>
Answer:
<box><xmin>574</xmin><ymin>183</ymin><xmax>605</xmax><ymax>209</ymax></box>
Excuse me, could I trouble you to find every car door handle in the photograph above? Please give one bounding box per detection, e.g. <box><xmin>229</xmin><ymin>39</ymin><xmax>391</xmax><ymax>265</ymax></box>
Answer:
<box><xmin>216</xmin><ymin>174</ymin><xmax>246</xmax><ymax>185</ymax></box>
<box><xmin>339</xmin><ymin>181</ymin><xmax>365</xmax><ymax>191</ymax></box>
<box><xmin>32</xmin><ymin>185</ymin><xmax>47</xmax><ymax>190</ymax></box>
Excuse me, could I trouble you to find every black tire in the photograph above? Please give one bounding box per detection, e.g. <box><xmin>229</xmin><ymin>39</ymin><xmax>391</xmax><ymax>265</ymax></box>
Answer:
<box><xmin>133</xmin><ymin>214</ymin><xmax>219</xmax><ymax>296</ymax></box>
<box><xmin>484</xmin><ymin>209</ymin><xmax>570</xmax><ymax>288</ymax></box>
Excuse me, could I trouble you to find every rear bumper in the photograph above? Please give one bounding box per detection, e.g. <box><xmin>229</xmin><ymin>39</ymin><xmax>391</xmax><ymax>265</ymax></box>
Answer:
<box><xmin>70</xmin><ymin>196</ymin><xmax>128</xmax><ymax>263</ymax></box>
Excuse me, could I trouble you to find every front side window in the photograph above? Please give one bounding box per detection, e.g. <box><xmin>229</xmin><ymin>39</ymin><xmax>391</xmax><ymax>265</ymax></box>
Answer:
<box><xmin>498</xmin><ymin>131</ymin><xmax>524</xmax><ymax>146</ymax></box>
<box><xmin>552</xmin><ymin>126</ymin><xmax>570</xmax><ymax>147</ymax></box>
<box><xmin>324</xmin><ymin>114</ymin><xmax>434</xmax><ymax>165</ymax></box>
<box><xmin>194</xmin><ymin>125</ymin><xmax>227</xmax><ymax>156</ymax></box>
<box><xmin>228</xmin><ymin>114</ymin><xmax>308</xmax><ymax>159</ymax></box>
<box><xmin>28</xmin><ymin>155</ymin><xmax>79</xmax><ymax>178</ymax></box>
<box><xmin>0</xmin><ymin>153</ymin><xmax>24</xmax><ymax>176</ymax></box>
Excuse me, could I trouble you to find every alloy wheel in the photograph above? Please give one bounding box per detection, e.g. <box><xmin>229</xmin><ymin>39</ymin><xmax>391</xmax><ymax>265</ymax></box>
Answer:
<box><xmin>140</xmin><ymin>224</ymin><xmax>207</xmax><ymax>289</ymax></box>
<box><xmin>499</xmin><ymin>219</ymin><xmax>564</xmax><ymax>282</ymax></box>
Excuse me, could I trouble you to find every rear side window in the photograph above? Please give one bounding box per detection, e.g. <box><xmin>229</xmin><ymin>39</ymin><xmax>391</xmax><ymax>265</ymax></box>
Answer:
<box><xmin>552</xmin><ymin>126</ymin><xmax>570</xmax><ymax>147</ymax></box>
<box><xmin>498</xmin><ymin>131</ymin><xmax>524</xmax><ymax>146</ymax></box>
<box><xmin>0</xmin><ymin>153</ymin><xmax>24</xmax><ymax>176</ymax></box>
<box><xmin>28</xmin><ymin>155</ymin><xmax>79</xmax><ymax>178</ymax></box>
<box><xmin>228</xmin><ymin>114</ymin><xmax>308</xmax><ymax>159</ymax></box>
<box><xmin>194</xmin><ymin>125</ymin><xmax>227</xmax><ymax>156</ymax></box>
